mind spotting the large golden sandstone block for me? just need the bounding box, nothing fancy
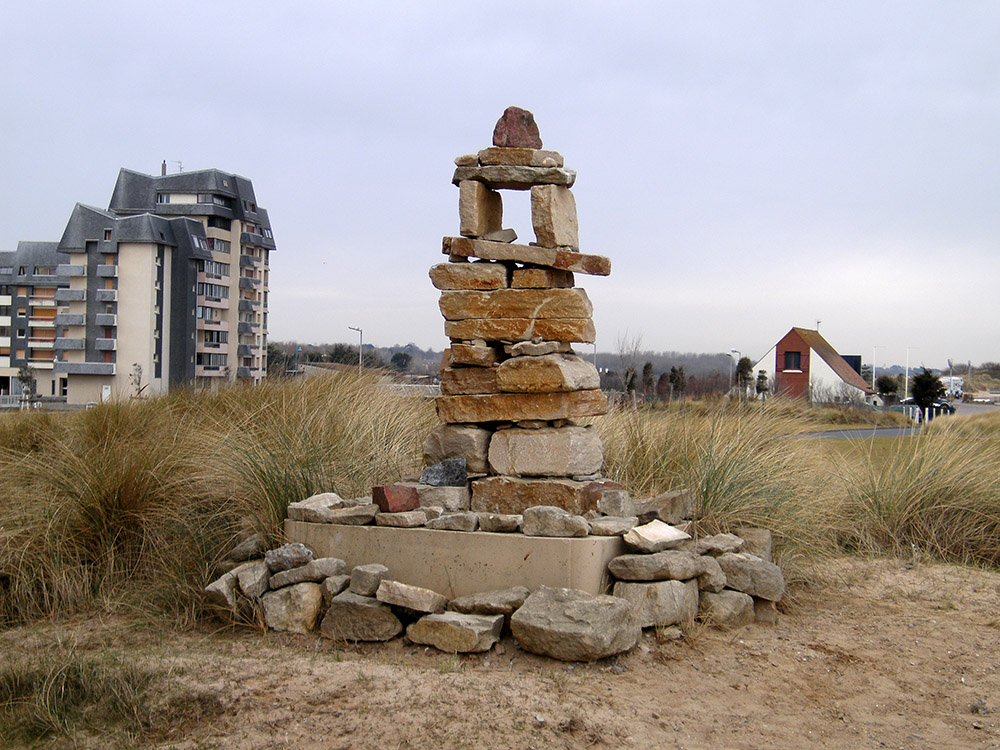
[438,288,592,321]
[435,389,608,424]
[444,317,596,344]
[443,237,610,276]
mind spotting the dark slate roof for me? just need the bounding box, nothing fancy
[792,327,874,395]
[57,204,117,253]
[12,241,62,265]
[57,203,211,261]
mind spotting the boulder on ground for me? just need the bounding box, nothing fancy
[697,555,727,592]
[204,572,238,610]
[735,526,773,562]
[716,553,785,601]
[521,505,590,537]
[407,613,504,653]
[511,586,640,662]
[698,590,755,630]
[261,582,324,634]
[376,580,448,613]
[321,591,402,642]
[228,532,266,562]
[264,543,313,573]
[448,586,530,626]
[235,560,270,599]
[608,549,706,582]
[350,563,390,596]
[321,575,351,606]
[622,520,691,553]
[754,597,779,625]
[612,579,699,629]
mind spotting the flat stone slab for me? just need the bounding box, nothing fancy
[496,353,600,393]
[286,521,624,598]
[452,165,575,191]
[441,366,499,395]
[478,147,564,167]
[443,317,596,345]
[471,475,621,516]
[376,580,448,613]
[407,612,504,653]
[444,236,611,276]
[488,426,603,477]
[321,591,402,642]
[613,579,699,629]
[429,261,508,291]
[623,520,692,553]
[436,390,608,424]
[439,288,592,321]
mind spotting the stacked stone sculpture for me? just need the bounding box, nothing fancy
[426,106,620,516]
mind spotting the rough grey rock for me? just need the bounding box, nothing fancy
[623,520,691,553]
[482,228,517,243]
[324,503,379,525]
[376,580,448,613]
[235,560,270,599]
[375,510,428,528]
[510,586,640,662]
[321,591,402,642]
[350,563,390,596]
[697,555,728,592]
[597,489,636,518]
[264,543,313,573]
[448,586,530,626]
[735,526,773,562]
[608,550,706,582]
[588,516,638,536]
[422,424,491,475]
[633,489,695,525]
[612,579,699,628]
[426,512,479,532]
[698,590,755,630]
[716,553,785,601]
[204,572,238,609]
[521,505,590,538]
[321,575,351,606]
[416,485,471,512]
[228,532,266,562]
[695,533,746,557]
[420,457,468,487]
[406,613,504,653]
[753,597,779,625]
[269,558,348,589]
[260,582,324,634]
[476,513,522,533]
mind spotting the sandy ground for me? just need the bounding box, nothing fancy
[5,556,1000,749]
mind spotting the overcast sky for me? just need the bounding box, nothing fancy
[2,1,997,370]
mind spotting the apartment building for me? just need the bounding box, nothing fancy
[3,166,274,405]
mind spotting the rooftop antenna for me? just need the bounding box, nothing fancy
[171,160,183,173]
[815,319,822,332]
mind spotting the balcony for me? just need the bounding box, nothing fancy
[237,344,254,357]
[237,321,255,334]
[54,313,85,326]
[196,340,227,352]
[238,299,259,311]
[95,338,116,351]
[0,337,9,347]
[54,337,85,350]
[196,318,229,331]
[27,359,54,370]
[96,265,118,278]
[95,313,117,327]
[54,361,115,376]
[0,316,10,327]
[29,296,57,307]
[196,295,230,310]
[239,253,261,268]
[195,365,226,377]
[54,288,87,302]
[236,366,253,378]
[95,289,117,302]
[28,338,55,350]
[0,295,11,305]
[28,317,56,329]
[56,264,86,277]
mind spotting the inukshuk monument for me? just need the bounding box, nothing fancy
[425,106,622,516]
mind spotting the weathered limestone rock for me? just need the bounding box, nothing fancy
[444,317,596,344]
[695,533,746,556]
[454,153,478,166]
[608,549,707,582]
[425,512,479,532]
[612,579,699,628]
[350,563,390,596]
[423,424,491,474]
[531,185,579,248]
[235,560,270,599]
[287,493,343,522]
[482,228,517,243]
[511,267,574,289]
[495,353,600,393]
[521,505,590,538]
[416,484,471,512]
[478,147,563,167]
[452,164,575,191]
[716,553,785,601]
[420,457,468,487]
[375,510,428,528]
[429,262,507,291]
[488,426,603,476]
[321,591,402,642]
[321,575,350,606]
[698,590,755,630]
[448,586,530,625]
[229,532,266,562]
[449,343,501,367]
[476,512,523,533]
[323,503,379,526]
[407,612,504,653]
[598,489,636,518]
[372,484,420,513]
[459,180,502,238]
[506,339,572,356]
[444,236,611,277]
[588,516,638,536]
[471,475,621,515]
[697,555,727,592]
[623,520,692,554]
[436,390,608,424]
[269,557,347,589]
[440,366,499,395]
[633,489,695,525]
[754,597,779,625]
[261,582,323,634]
[492,106,543,148]
[205,572,238,610]
[376,580,448,613]
[264,543,313,573]
[438,288,592,321]
[735,526,773,562]
[511,586,640,661]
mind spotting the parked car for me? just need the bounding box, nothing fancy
[898,397,956,415]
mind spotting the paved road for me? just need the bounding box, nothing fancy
[798,426,921,439]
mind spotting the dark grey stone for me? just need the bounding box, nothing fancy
[420,457,468,487]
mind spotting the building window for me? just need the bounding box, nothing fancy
[17,267,25,276]
[104,229,113,240]
[783,351,802,371]
[33,266,56,276]
[201,260,230,277]
[0,267,13,275]
[156,193,170,204]
[204,330,228,345]
[207,238,231,254]
[207,217,232,231]
[197,282,229,299]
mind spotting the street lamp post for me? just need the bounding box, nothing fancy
[730,349,741,395]
[348,326,363,375]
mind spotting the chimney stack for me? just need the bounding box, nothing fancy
[161,160,167,176]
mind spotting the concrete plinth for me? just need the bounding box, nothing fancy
[285,520,624,599]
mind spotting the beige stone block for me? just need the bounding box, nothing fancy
[477,147,564,167]
[505,340,572,356]
[452,165,576,191]
[450,342,500,367]
[459,180,503,238]
[531,185,579,248]
[429,262,507,291]
[496,353,600,393]
[443,236,611,277]
[511,267,574,289]
[440,366,499,395]
[439,288,592,321]
[488,426,603,476]
[423,424,491,474]
[454,153,478,166]
[444,317,596,344]
[415,484,471,512]
[436,389,608,424]
[471,476,623,516]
